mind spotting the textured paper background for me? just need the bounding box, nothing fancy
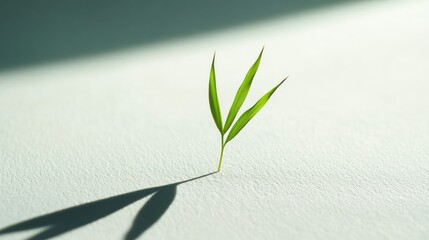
[1,1,428,239]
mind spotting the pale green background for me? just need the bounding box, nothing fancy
[1,1,428,239]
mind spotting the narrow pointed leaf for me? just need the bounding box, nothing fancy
[223,48,264,134]
[225,77,287,144]
[208,54,223,133]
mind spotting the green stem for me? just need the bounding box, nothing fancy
[217,135,225,172]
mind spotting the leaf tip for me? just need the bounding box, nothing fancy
[281,76,289,84]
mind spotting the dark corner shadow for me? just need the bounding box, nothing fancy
[0,0,360,71]
[0,172,215,240]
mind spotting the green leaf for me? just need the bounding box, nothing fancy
[208,53,223,133]
[225,77,287,144]
[223,48,264,134]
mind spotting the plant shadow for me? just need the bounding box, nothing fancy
[0,172,215,240]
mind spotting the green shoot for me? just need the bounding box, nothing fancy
[208,48,287,172]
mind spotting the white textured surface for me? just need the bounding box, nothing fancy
[1,1,429,239]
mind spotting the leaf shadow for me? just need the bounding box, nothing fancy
[125,185,176,240]
[0,172,215,240]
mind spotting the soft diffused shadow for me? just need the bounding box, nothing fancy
[0,172,215,240]
[0,0,361,71]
